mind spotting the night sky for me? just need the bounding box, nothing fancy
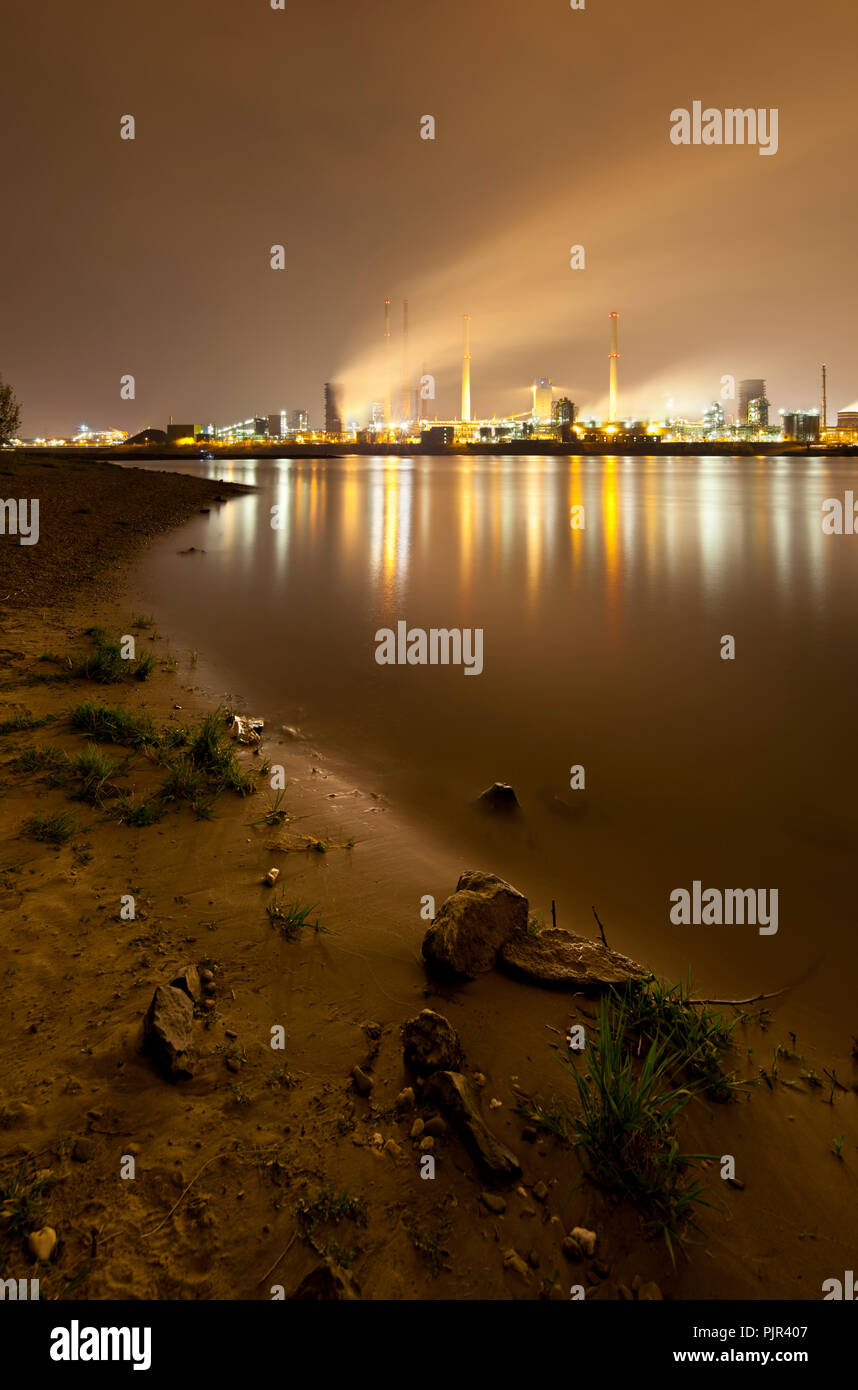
[3,0,857,435]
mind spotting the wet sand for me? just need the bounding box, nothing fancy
[0,457,855,1301]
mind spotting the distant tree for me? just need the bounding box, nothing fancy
[0,375,21,444]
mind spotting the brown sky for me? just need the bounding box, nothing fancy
[2,0,857,433]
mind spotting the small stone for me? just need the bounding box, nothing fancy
[516,1186,527,1199]
[395,1087,415,1110]
[28,1227,57,1261]
[419,1136,434,1151]
[570,1225,597,1257]
[410,1118,425,1139]
[423,1116,446,1136]
[527,1249,540,1269]
[503,1248,531,1281]
[352,1066,373,1095]
[532,1180,548,1202]
[226,1057,241,1073]
[519,1207,537,1220]
[473,1072,486,1087]
[480,1192,507,1215]
[562,1236,583,1262]
[204,981,216,997]
[489,1098,502,1110]
[383,1138,402,1158]
[638,1281,663,1301]
[200,969,214,983]
[371,1132,384,1147]
[202,998,215,1011]
[71,1137,93,1163]
[727,1176,745,1190]
[264,868,280,886]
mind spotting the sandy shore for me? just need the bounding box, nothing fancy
[0,456,854,1301]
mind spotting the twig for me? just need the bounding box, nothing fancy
[551,900,557,929]
[258,1231,298,1286]
[694,988,787,1006]
[591,905,608,948]
[142,1150,233,1239]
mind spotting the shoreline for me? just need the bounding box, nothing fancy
[1,458,855,1301]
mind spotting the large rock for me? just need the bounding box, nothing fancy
[422,871,528,979]
[426,1070,521,1180]
[498,928,648,992]
[475,782,520,813]
[402,1010,464,1076]
[143,985,194,1080]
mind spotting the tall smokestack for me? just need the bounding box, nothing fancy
[461,314,471,422]
[384,298,391,429]
[608,311,619,422]
[400,299,410,422]
[822,363,828,431]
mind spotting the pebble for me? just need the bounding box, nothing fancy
[371,1132,384,1148]
[473,1072,486,1087]
[527,1249,540,1269]
[383,1138,402,1158]
[396,1087,415,1110]
[570,1225,597,1257]
[226,1058,240,1073]
[410,1117,425,1139]
[480,1192,507,1215]
[489,1098,502,1110]
[503,1248,531,1282]
[532,1180,548,1202]
[200,969,214,983]
[71,1138,93,1163]
[423,1116,446,1137]
[202,999,215,1011]
[28,1227,57,1262]
[264,868,280,886]
[727,1176,745,1190]
[562,1236,583,1262]
[419,1136,434,1151]
[352,1065,373,1095]
[204,982,216,997]
[593,1259,610,1278]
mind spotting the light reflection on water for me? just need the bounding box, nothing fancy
[129,454,858,1044]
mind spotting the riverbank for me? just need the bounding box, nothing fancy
[0,458,854,1301]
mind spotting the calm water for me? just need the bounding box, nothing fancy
[130,455,858,1048]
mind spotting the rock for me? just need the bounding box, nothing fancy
[570,1226,597,1257]
[199,969,214,984]
[489,1098,503,1110]
[290,1260,359,1300]
[264,868,280,886]
[476,782,520,813]
[499,928,648,992]
[419,1136,434,1151]
[383,1138,402,1158]
[142,984,194,1080]
[371,1132,384,1148]
[71,1137,93,1163]
[203,981,216,997]
[503,1248,531,1281]
[352,1066,373,1095]
[402,1010,464,1076]
[28,1226,57,1261]
[423,1116,446,1136]
[202,998,215,1012]
[226,1057,241,1073]
[410,1118,425,1139]
[472,1072,486,1087]
[395,1087,415,1110]
[480,1192,507,1214]
[638,1281,663,1301]
[527,1249,540,1269]
[170,964,202,1003]
[532,1180,548,1202]
[425,1070,522,1180]
[421,871,529,979]
[562,1236,583,1262]
[593,1259,610,1278]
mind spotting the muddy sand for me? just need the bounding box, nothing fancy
[0,456,855,1301]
